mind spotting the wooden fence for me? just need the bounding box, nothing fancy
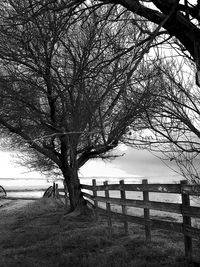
[81,179,200,264]
[1,178,200,263]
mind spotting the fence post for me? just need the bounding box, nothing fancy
[53,182,56,198]
[104,181,112,235]
[142,179,151,243]
[55,183,59,198]
[120,180,128,235]
[181,180,192,263]
[63,180,68,207]
[92,179,98,220]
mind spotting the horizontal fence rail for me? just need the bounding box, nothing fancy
[81,183,200,195]
[81,179,200,264]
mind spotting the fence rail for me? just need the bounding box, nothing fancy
[81,179,200,264]
[81,183,200,195]
[1,178,200,263]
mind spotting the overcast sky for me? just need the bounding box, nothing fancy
[80,146,182,183]
[0,146,182,183]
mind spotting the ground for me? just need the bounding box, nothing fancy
[0,199,199,267]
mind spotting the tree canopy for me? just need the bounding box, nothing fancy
[8,1,200,61]
[0,1,159,210]
[46,0,199,85]
[99,1,200,61]
[33,1,200,68]
[129,56,200,184]
[2,0,200,209]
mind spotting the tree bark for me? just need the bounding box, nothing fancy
[62,167,87,212]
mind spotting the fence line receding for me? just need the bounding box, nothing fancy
[81,179,200,264]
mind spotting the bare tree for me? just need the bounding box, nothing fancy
[0,2,157,211]
[129,56,200,184]
[98,0,200,83]
[27,1,200,84]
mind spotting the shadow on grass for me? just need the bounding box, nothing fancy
[0,199,198,267]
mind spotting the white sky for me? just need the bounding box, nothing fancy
[0,146,182,183]
[0,151,44,178]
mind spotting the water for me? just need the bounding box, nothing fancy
[80,176,140,185]
[0,176,140,198]
[0,178,63,198]
[1,176,199,230]
[1,176,199,226]
[81,178,183,205]
[80,177,200,216]
[0,177,199,206]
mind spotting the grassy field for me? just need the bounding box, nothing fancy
[0,199,199,267]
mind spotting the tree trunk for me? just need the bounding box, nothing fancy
[62,167,87,212]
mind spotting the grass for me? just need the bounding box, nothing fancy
[0,199,199,267]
